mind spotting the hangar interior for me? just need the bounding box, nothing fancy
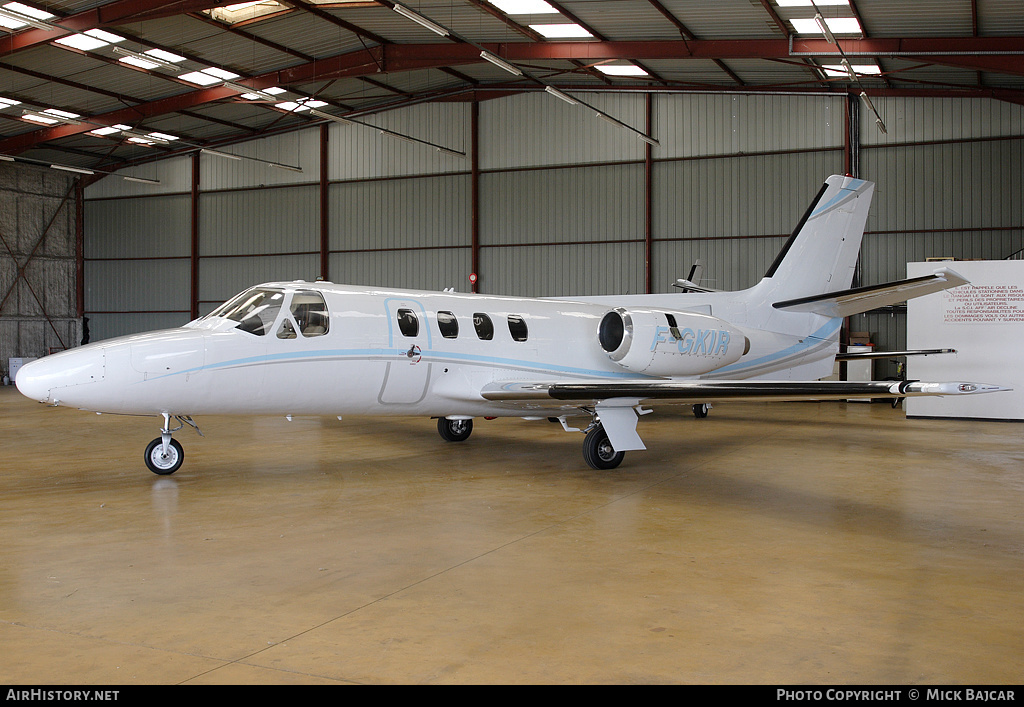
[1,0,1023,685]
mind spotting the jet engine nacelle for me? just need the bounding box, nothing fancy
[598,307,748,376]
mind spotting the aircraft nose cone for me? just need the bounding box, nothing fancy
[15,357,54,402]
[15,348,105,404]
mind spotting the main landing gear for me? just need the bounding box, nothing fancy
[437,417,473,442]
[144,413,202,475]
[582,424,624,470]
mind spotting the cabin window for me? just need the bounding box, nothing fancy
[290,290,329,337]
[473,313,493,340]
[211,288,284,336]
[437,311,459,339]
[507,315,529,342]
[397,308,419,337]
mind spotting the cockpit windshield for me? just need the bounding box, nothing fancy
[204,288,285,336]
[202,287,331,338]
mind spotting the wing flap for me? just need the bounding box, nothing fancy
[772,267,969,318]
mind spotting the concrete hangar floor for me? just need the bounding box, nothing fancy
[1,385,1021,685]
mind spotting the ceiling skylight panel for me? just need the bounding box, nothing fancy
[821,62,881,77]
[179,67,240,85]
[528,23,593,38]
[776,0,848,6]
[791,16,862,36]
[54,28,125,51]
[0,2,55,29]
[596,64,649,77]
[489,0,558,14]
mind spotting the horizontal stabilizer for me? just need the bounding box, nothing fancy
[836,348,956,361]
[672,278,720,293]
[772,268,969,318]
[482,379,1010,405]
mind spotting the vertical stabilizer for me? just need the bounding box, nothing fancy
[762,175,875,302]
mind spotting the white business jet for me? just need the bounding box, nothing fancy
[16,175,1007,474]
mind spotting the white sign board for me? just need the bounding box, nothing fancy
[906,261,1023,420]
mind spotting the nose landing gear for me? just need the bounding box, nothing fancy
[144,413,202,475]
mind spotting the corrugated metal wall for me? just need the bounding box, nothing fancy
[83,92,1024,371]
[854,96,1024,375]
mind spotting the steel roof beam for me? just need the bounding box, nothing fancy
[4,37,1024,154]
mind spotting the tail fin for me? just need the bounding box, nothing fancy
[762,175,875,302]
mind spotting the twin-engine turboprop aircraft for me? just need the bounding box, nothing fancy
[17,175,1007,474]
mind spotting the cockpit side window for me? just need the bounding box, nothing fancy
[290,290,330,337]
[208,288,285,336]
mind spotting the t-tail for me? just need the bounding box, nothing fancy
[759,174,875,305]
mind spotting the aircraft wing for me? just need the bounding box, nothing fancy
[771,267,968,318]
[481,378,1008,452]
[481,378,1007,405]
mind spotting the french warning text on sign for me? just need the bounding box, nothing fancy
[943,285,1024,324]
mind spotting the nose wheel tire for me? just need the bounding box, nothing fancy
[145,438,184,475]
[438,417,473,442]
[582,425,625,470]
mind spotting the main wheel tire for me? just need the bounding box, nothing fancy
[582,425,624,470]
[144,437,184,475]
[693,403,710,418]
[438,417,473,442]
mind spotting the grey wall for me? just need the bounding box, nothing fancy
[82,93,1024,375]
[0,162,79,377]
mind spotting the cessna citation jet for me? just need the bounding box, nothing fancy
[17,175,1007,474]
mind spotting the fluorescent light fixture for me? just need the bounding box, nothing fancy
[50,164,94,175]
[0,4,57,30]
[792,16,861,38]
[0,96,20,108]
[88,126,121,136]
[860,92,887,134]
[308,108,356,125]
[813,13,838,44]
[0,154,15,161]
[147,132,179,142]
[113,47,185,71]
[391,3,450,36]
[44,108,80,120]
[480,50,522,76]
[22,111,63,125]
[528,23,593,38]
[544,86,579,105]
[488,0,557,14]
[635,132,658,147]
[594,110,659,147]
[201,148,242,161]
[117,54,161,70]
[123,175,161,184]
[595,64,649,77]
